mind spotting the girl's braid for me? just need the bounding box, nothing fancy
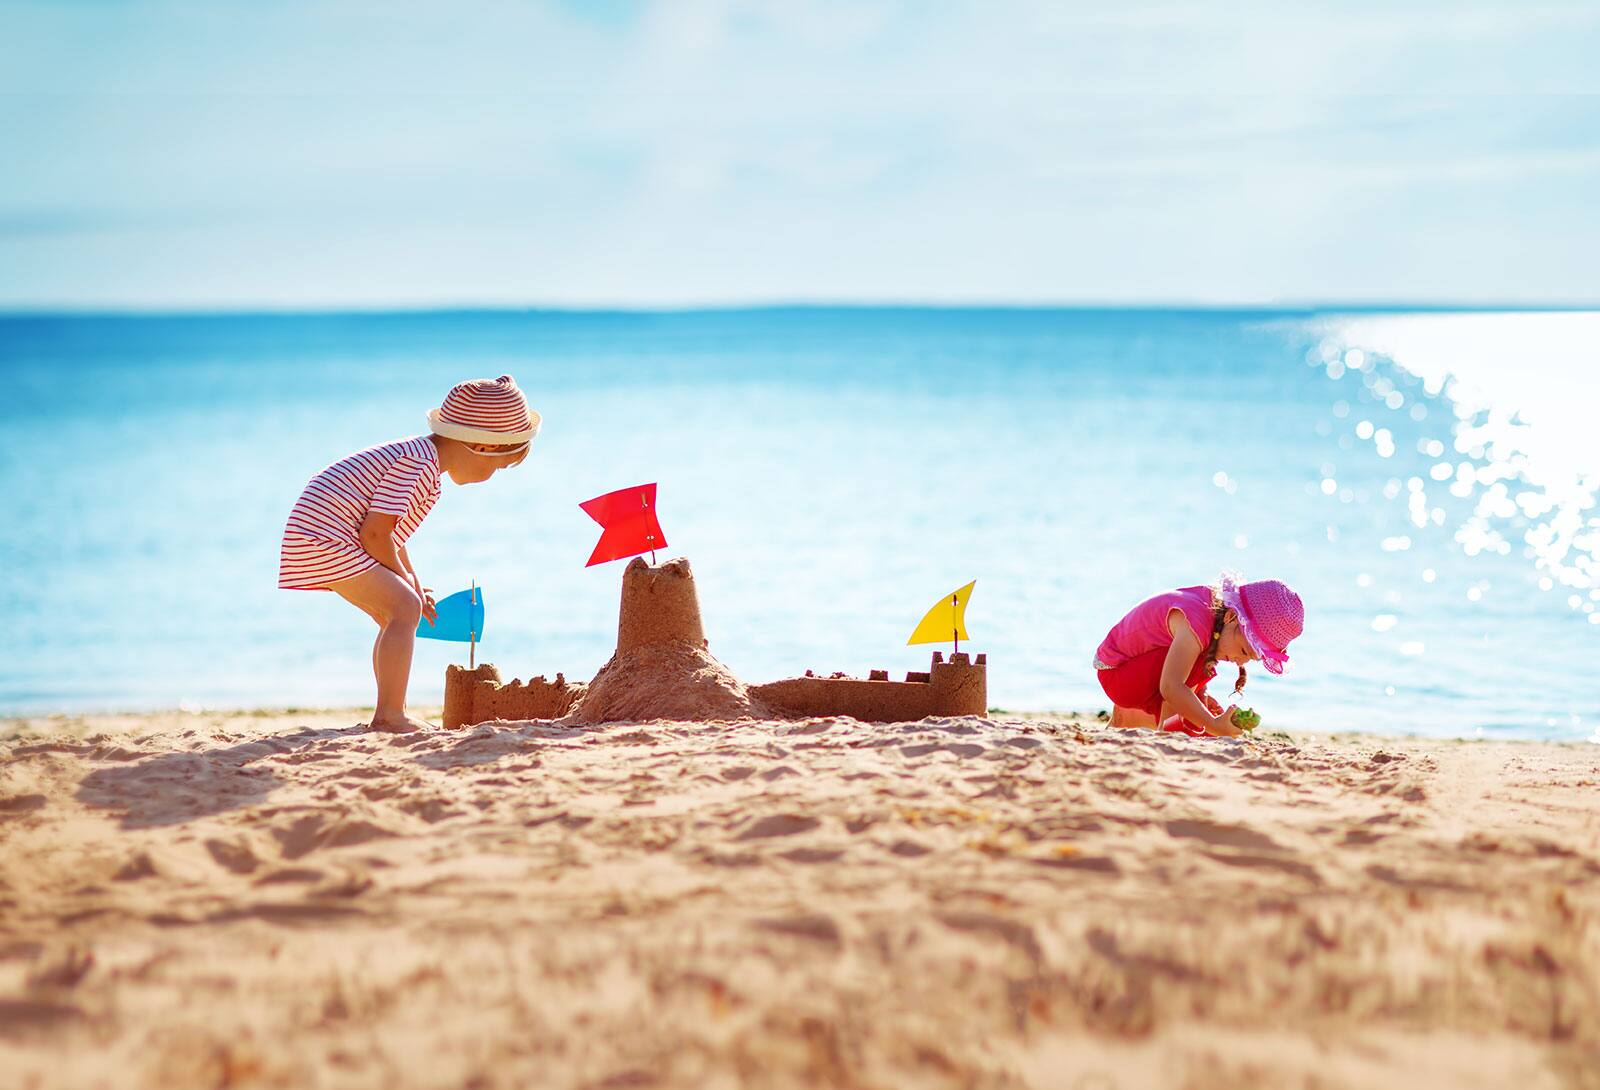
[1205,593,1249,697]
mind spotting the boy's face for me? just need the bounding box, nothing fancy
[447,441,528,485]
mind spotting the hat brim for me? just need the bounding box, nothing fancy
[427,407,540,446]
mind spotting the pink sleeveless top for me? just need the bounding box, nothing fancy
[1095,586,1217,670]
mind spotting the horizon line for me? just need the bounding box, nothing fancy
[2,299,1599,320]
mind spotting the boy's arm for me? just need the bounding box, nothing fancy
[392,537,435,617]
[358,512,409,579]
[396,543,437,623]
[357,514,437,622]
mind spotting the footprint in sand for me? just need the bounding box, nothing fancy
[255,867,325,885]
[111,846,211,883]
[1163,818,1285,853]
[112,853,160,882]
[208,903,367,926]
[1030,853,1120,874]
[936,912,1045,963]
[1204,851,1321,883]
[0,794,47,817]
[270,814,398,860]
[781,722,835,736]
[753,914,842,946]
[736,814,820,840]
[203,837,261,875]
[776,847,846,864]
[0,997,85,1034]
[398,797,465,824]
[25,948,94,989]
[899,742,988,759]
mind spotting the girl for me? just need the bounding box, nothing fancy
[1094,574,1303,737]
[279,375,539,733]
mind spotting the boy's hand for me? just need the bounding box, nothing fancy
[413,581,438,625]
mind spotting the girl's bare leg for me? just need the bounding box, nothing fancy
[329,567,431,733]
[1110,704,1159,730]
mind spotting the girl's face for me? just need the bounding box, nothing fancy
[1216,609,1260,666]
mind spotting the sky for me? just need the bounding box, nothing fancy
[2,0,1599,309]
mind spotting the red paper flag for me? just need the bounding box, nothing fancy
[580,483,667,567]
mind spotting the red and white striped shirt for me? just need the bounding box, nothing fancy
[279,436,442,590]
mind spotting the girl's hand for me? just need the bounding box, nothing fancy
[1208,705,1244,737]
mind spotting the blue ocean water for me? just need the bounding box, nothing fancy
[0,308,1595,740]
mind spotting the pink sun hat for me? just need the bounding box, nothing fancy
[1219,573,1304,675]
[427,374,541,449]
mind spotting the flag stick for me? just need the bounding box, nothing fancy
[469,579,477,669]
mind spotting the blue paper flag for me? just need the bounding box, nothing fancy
[416,587,485,642]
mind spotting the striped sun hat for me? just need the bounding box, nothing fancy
[426,374,541,449]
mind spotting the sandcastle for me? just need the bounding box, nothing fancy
[442,557,987,727]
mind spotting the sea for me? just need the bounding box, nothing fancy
[1,307,1596,741]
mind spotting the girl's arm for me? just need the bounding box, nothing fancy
[1159,612,1241,737]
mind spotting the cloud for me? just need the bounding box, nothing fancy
[1,1,1598,307]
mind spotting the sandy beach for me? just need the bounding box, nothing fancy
[2,708,1597,1090]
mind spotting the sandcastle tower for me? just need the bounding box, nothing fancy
[615,555,706,652]
[569,557,762,723]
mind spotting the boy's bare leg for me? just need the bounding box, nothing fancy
[329,567,432,732]
[345,599,385,680]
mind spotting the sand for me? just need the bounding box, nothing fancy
[3,708,1598,1090]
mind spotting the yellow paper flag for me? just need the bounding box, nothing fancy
[907,580,976,646]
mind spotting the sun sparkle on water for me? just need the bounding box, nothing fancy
[1312,312,1600,597]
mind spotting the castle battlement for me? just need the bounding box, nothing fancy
[749,652,987,722]
[443,664,586,730]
